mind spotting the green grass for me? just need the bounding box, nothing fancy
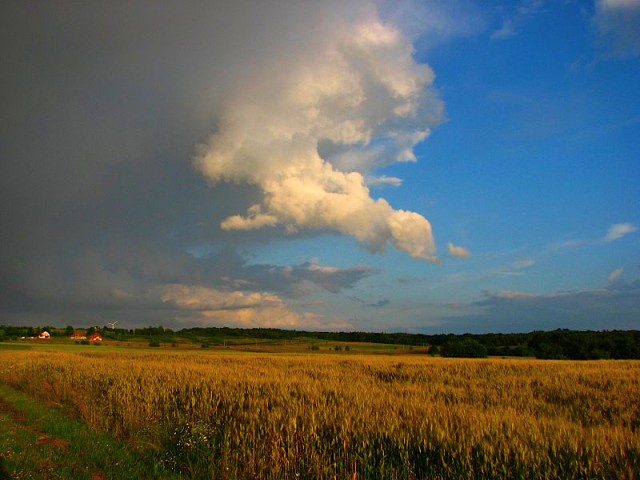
[1,336,417,356]
[0,383,179,480]
[0,344,31,351]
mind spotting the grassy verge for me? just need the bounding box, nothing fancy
[0,383,178,480]
[0,344,31,351]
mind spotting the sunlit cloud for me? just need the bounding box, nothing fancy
[447,242,471,258]
[159,283,352,330]
[194,8,442,261]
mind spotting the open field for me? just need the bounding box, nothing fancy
[0,346,639,479]
[0,337,422,355]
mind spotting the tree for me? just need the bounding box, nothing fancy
[534,342,567,360]
[440,339,487,358]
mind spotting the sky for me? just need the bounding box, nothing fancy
[1,0,638,334]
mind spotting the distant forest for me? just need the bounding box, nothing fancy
[175,327,640,360]
[1,324,639,360]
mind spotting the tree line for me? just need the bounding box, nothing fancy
[1,324,638,359]
[178,327,640,359]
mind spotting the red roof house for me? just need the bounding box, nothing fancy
[38,330,51,339]
[88,333,102,342]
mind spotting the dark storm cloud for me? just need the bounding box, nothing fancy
[346,295,389,309]
[195,248,377,297]
[366,299,390,308]
[0,1,379,327]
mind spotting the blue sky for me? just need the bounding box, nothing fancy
[1,1,638,333]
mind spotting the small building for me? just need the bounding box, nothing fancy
[88,333,102,342]
[70,333,87,340]
[38,330,51,339]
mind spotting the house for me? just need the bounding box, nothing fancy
[38,330,51,339]
[70,332,87,340]
[88,333,102,342]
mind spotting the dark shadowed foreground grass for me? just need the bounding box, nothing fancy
[0,383,177,480]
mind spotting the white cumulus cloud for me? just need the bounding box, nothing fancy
[194,7,442,261]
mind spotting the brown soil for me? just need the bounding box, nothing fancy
[0,398,27,424]
[0,396,69,451]
[36,435,70,450]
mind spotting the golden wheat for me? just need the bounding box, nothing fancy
[1,349,638,479]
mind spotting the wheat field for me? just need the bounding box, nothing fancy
[1,348,638,479]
